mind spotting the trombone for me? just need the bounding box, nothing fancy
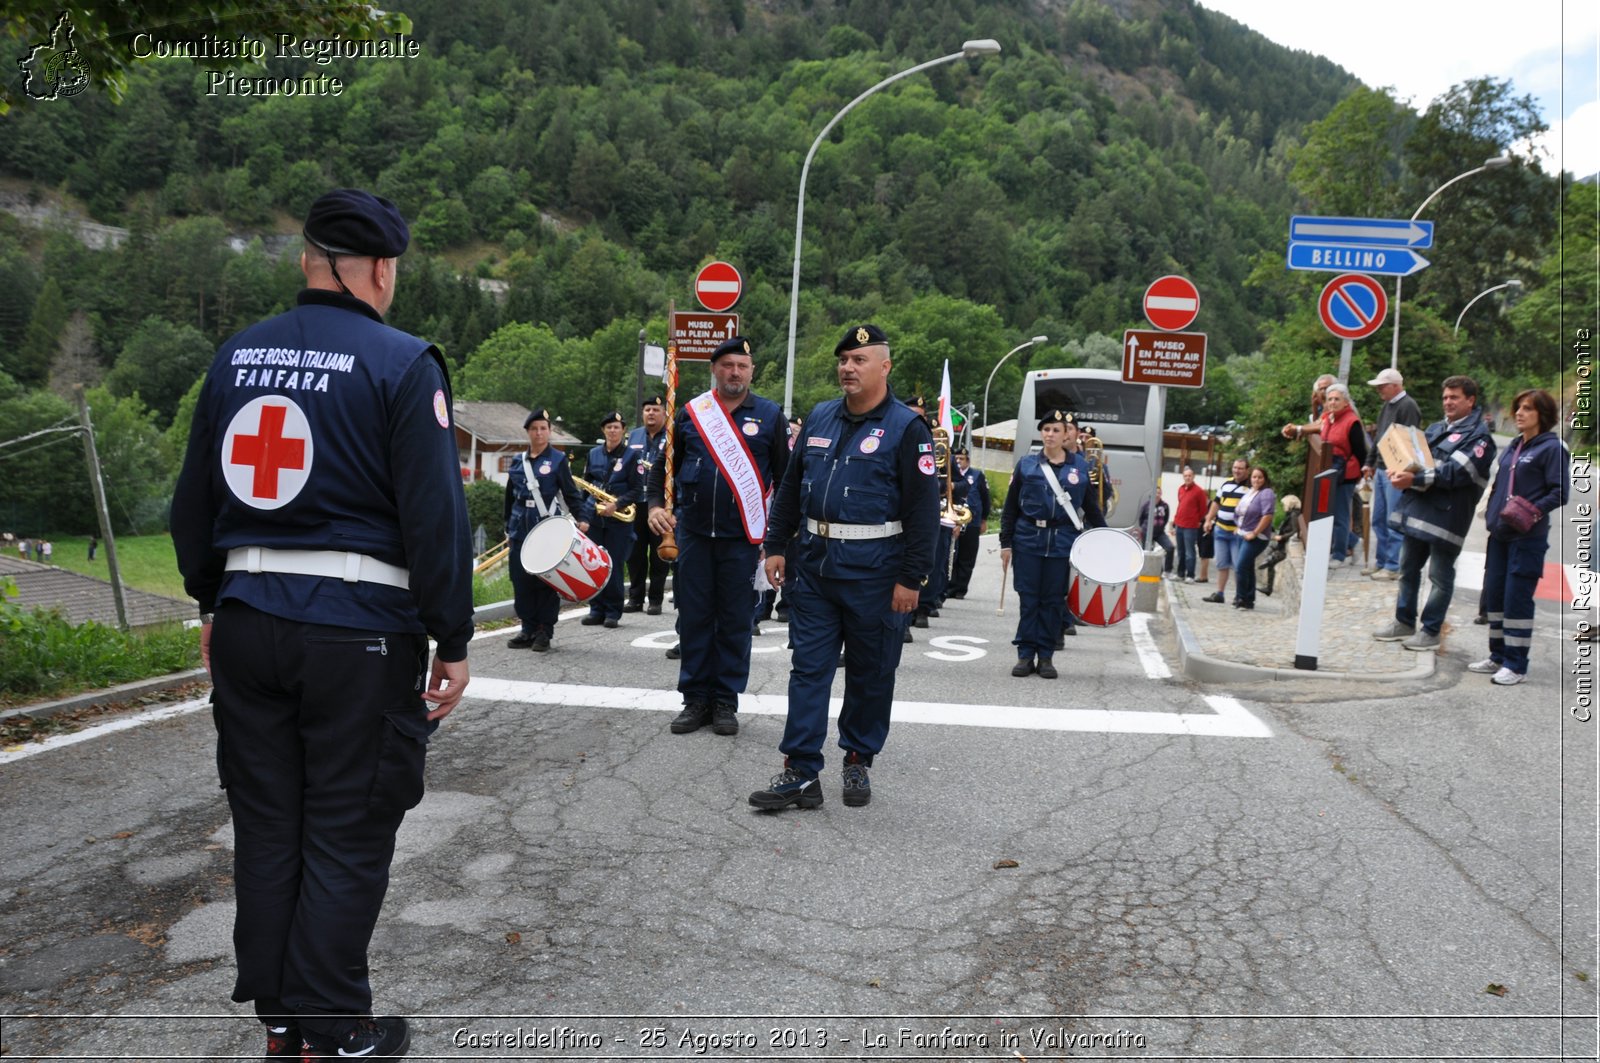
[930,426,973,527]
[571,475,636,522]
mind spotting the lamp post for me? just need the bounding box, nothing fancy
[1389,154,1512,369]
[1454,279,1523,337]
[782,39,1003,417]
[979,335,1048,471]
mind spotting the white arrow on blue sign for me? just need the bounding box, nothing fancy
[1289,215,1433,249]
[1287,242,1431,277]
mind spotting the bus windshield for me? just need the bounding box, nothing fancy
[1032,377,1151,427]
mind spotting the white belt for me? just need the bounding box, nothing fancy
[806,518,903,541]
[225,547,410,589]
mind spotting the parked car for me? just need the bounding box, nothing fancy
[1165,422,1191,432]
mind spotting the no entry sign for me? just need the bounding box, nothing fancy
[1318,273,1388,341]
[694,261,742,313]
[1143,275,1200,332]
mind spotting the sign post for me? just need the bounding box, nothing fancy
[1130,275,1204,553]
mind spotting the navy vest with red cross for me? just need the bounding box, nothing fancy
[581,442,642,524]
[172,290,468,640]
[671,394,787,538]
[791,396,923,577]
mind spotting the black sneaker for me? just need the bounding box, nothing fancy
[711,701,738,736]
[774,608,789,623]
[580,614,605,626]
[264,1023,299,1058]
[1036,658,1058,679]
[301,1016,410,1059]
[841,753,871,807]
[927,606,941,618]
[602,618,620,628]
[670,701,711,734]
[623,601,645,613]
[665,643,680,659]
[902,627,913,643]
[506,631,535,649]
[530,630,550,652]
[646,602,663,616]
[749,764,823,810]
[1202,592,1224,604]
[1012,658,1035,677]
[913,611,929,629]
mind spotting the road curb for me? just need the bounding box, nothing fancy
[1165,581,1436,684]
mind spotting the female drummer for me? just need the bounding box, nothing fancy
[1000,410,1105,678]
[504,408,586,651]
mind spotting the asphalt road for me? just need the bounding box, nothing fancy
[1,536,1595,1062]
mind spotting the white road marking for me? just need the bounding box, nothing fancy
[1128,612,1172,679]
[466,678,1272,738]
[0,696,212,765]
[924,635,989,661]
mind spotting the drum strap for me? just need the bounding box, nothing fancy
[523,454,565,521]
[1036,461,1084,531]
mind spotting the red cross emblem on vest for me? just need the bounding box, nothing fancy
[222,396,315,510]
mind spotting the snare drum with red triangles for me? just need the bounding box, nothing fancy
[519,515,611,603]
[1068,526,1144,626]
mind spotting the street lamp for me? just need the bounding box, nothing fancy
[979,335,1048,470]
[1454,279,1523,337]
[782,39,1003,416]
[1389,154,1512,369]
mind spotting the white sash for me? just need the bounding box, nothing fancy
[684,389,767,543]
[1035,456,1084,531]
[522,452,564,521]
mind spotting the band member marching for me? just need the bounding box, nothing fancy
[578,411,642,628]
[505,408,586,651]
[1000,409,1104,679]
[645,337,787,736]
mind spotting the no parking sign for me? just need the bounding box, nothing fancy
[1318,273,1388,341]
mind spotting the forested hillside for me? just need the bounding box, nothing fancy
[0,0,1583,535]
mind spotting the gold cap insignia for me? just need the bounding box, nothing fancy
[742,340,750,354]
[856,327,869,344]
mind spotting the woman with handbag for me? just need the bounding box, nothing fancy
[1468,389,1570,685]
[1229,467,1276,610]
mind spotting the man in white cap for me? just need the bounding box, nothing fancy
[1362,367,1421,580]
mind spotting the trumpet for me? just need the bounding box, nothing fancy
[572,475,636,522]
[931,427,973,527]
[1082,436,1116,517]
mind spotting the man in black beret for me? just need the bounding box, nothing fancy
[645,336,787,736]
[578,410,641,627]
[752,323,938,810]
[625,395,671,614]
[173,188,472,1059]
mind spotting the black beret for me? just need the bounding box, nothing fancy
[710,336,753,362]
[1038,409,1077,430]
[523,408,551,428]
[601,410,625,427]
[303,189,410,258]
[906,394,927,410]
[835,323,888,355]
[642,394,665,408]
[952,444,968,456]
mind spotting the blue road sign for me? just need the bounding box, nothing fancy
[1289,215,1433,248]
[1287,242,1431,277]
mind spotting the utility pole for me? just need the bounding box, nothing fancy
[73,385,129,631]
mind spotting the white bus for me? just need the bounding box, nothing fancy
[1014,368,1162,527]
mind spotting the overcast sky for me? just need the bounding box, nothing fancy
[1197,0,1599,179]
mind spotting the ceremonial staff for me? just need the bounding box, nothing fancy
[657,338,679,561]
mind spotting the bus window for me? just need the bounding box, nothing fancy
[1013,369,1161,526]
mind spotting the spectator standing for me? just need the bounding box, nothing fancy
[1467,389,1569,684]
[1362,368,1422,579]
[1229,467,1276,609]
[1173,466,1206,582]
[1373,375,1496,651]
[1285,383,1367,565]
[1200,458,1251,603]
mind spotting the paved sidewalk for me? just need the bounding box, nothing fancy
[1163,545,1438,682]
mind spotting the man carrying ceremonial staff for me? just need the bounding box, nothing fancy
[646,336,787,737]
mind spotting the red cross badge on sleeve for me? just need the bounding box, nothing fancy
[222,396,315,510]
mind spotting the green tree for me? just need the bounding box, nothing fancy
[103,316,214,427]
[1289,86,1410,215]
[12,275,66,387]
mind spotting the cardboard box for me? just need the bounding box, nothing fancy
[1377,423,1435,473]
